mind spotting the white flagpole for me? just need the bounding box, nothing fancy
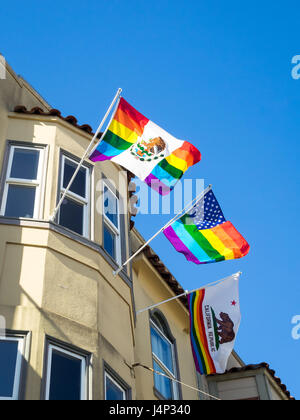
[49,88,122,223]
[136,272,241,315]
[113,184,212,276]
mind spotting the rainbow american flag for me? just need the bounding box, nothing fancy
[163,188,250,264]
[89,98,201,195]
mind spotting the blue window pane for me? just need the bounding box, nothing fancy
[63,159,86,198]
[103,224,116,260]
[153,360,173,400]
[59,197,84,235]
[10,148,40,180]
[49,350,83,401]
[5,185,36,218]
[104,186,119,229]
[0,340,19,398]
[151,327,173,373]
[105,376,125,400]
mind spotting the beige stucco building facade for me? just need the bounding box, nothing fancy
[0,59,294,400]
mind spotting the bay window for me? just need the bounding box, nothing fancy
[57,154,91,237]
[0,145,45,218]
[103,182,121,265]
[45,342,89,401]
[0,336,25,400]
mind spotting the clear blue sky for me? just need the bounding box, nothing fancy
[1,0,299,399]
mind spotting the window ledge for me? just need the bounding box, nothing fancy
[0,216,132,286]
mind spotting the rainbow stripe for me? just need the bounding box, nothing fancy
[164,220,250,264]
[163,189,250,264]
[90,98,149,162]
[144,141,201,196]
[188,289,216,375]
[89,98,201,195]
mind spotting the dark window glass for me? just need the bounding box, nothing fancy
[104,186,119,229]
[153,360,173,400]
[59,197,84,235]
[63,159,86,198]
[49,350,83,401]
[151,327,174,373]
[0,340,19,398]
[10,149,40,180]
[5,185,36,218]
[103,224,116,259]
[105,375,125,400]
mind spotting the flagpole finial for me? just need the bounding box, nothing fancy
[234,271,242,278]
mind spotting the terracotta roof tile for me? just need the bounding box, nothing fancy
[13,105,94,135]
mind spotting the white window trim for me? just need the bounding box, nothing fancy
[58,155,91,238]
[0,336,25,401]
[45,344,87,401]
[150,320,179,400]
[102,181,121,265]
[0,145,45,219]
[104,372,126,400]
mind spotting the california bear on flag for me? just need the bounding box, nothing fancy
[188,273,241,375]
[89,98,201,195]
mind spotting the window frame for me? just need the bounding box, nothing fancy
[0,335,25,401]
[44,343,88,401]
[104,371,126,401]
[103,362,131,401]
[57,154,91,238]
[0,144,46,219]
[150,318,180,400]
[102,181,121,265]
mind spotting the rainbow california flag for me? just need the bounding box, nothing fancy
[163,187,250,264]
[188,274,241,375]
[89,98,201,195]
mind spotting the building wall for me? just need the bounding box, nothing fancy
[0,69,136,400]
[132,258,199,399]
[1,63,279,401]
[0,69,205,400]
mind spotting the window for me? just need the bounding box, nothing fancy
[105,372,127,400]
[45,343,88,401]
[0,336,24,400]
[0,145,45,218]
[103,183,121,264]
[150,315,179,400]
[58,155,90,237]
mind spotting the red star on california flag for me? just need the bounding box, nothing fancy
[231,300,237,306]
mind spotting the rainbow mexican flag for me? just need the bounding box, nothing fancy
[89,98,201,195]
[188,274,241,375]
[163,188,250,264]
